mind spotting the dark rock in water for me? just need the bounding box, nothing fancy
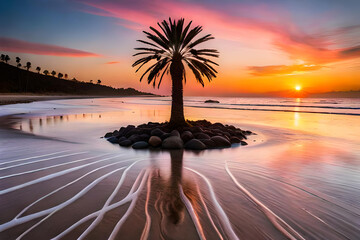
[125,129,141,138]
[230,136,241,143]
[139,133,150,141]
[201,139,217,148]
[118,127,126,136]
[170,130,180,137]
[184,139,206,150]
[122,125,135,136]
[107,136,119,143]
[162,136,183,149]
[128,134,141,143]
[190,126,202,134]
[212,122,224,128]
[119,139,132,146]
[195,133,210,140]
[148,136,162,147]
[245,130,252,135]
[151,128,164,137]
[223,131,231,138]
[112,130,119,137]
[205,99,220,103]
[181,131,193,143]
[118,136,127,143]
[132,141,149,149]
[211,136,231,147]
[240,141,248,146]
[104,132,113,138]
[161,133,171,140]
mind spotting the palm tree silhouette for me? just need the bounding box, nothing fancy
[133,18,219,126]
[51,70,56,77]
[16,57,21,67]
[0,54,4,62]
[43,70,49,75]
[36,66,41,73]
[4,55,10,64]
[97,79,101,84]
[89,80,93,84]
[64,73,68,79]
[58,73,63,79]
[25,62,31,71]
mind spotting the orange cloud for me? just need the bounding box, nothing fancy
[248,64,325,76]
[0,37,100,57]
[105,61,121,64]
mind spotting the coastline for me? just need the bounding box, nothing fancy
[0,94,156,106]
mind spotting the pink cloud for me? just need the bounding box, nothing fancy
[80,0,360,66]
[105,61,120,64]
[0,37,100,57]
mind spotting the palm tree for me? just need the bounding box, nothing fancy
[36,66,41,73]
[64,73,68,79]
[97,79,101,84]
[43,70,49,75]
[0,54,4,62]
[58,73,63,79]
[4,55,10,64]
[89,80,93,84]
[16,57,21,67]
[25,62,31,71]
[133,18,219,126]
[51,70,56,77]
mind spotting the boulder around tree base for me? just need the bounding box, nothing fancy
[105,119,253,150]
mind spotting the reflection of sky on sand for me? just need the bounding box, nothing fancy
[1,97,359,239]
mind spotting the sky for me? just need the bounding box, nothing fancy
[1,0,360,96]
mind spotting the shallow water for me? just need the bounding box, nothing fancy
[0,97,359,239]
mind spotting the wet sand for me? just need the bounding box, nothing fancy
[0,97,359,239]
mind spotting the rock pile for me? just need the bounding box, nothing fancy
[104,120,251,150]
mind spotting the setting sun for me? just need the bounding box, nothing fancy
[295,85,302,91]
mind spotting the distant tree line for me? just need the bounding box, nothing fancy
[0,54,101,85]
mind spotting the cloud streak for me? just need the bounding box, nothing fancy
[80,0,360,66]
[0,37,100,57]
[248,64,324,76]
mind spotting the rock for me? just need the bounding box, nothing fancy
[240,141,248,146]
[190,126,202,134]
[195,133,211,140]
[223,131,231,138]
[118,127,126,137]
[118,136,127,142]
[112,130,119,137]
[230,136,241,143]
[161,133,171,140]
[132,141,149,149]
[128,134,141,143]
[149,136,162,147]
[245,130,252,135]
[151,128,165,137]
[162,136,183,149]
[119,139,132,146]
[170,130,180,137]
[181,131,193,143]
[211,136,231,147]
[125,129,141,138]
[201,139,217,148]
[184,139,206,150]
[107,136,119,143]
[204,99,220,103]
[139,134,150,141]
[104,132,113,138]
[122,125,135,136]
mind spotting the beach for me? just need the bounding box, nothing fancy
[0,96,359,239]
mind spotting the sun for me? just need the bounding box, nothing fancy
[295,85,302,91]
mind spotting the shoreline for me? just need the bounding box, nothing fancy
[0,94,156,106]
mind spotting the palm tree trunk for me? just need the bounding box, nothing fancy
[169,61,186,127]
